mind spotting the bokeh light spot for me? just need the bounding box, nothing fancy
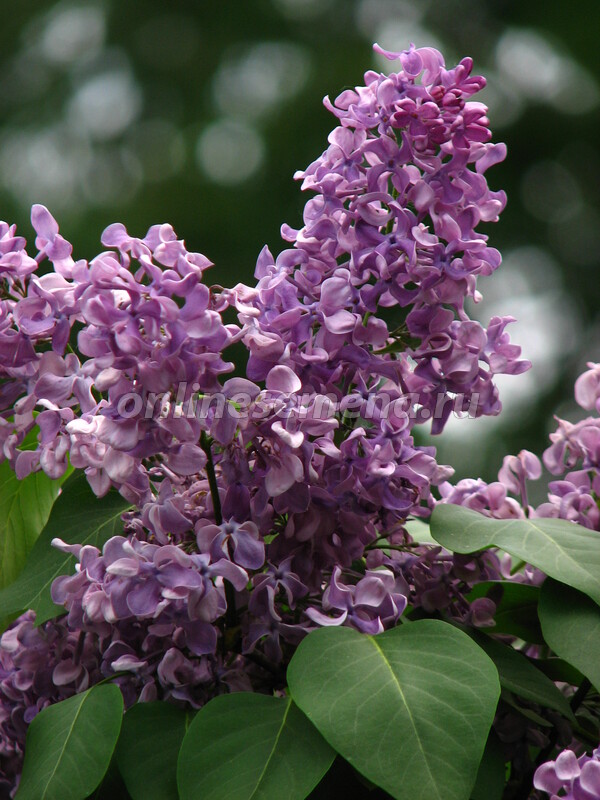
[67,69,143,140]
[40,5,106,65]
[196,120,264,185]
[212,42,311,121]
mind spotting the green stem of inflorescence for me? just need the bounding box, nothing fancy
[200,432,238,636]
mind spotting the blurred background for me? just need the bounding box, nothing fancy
[1,0,599,493]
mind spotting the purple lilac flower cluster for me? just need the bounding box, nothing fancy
[439,361,600,531]
[0,207,237,504]
[0,43,529,791]
[438,365,600,791]
[534,747,600,799]
[0,608,258,794]
[233,42,527,433]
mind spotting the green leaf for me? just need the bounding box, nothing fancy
[535,658,585,687]
[470,731,505,800]
[539,579,600,693]
[177,693,335,800]
[85,756,130,800]
[16,683,124,800]
[306,757,383,799]
[431,504,600,605]
[469,631,575,721]
[287,619,500,800]
[0,471,130,625]
[467,582,543,643]
[0,460,68,591]
[116,702,191,800]
[404,518,437,544]
[502,695,552,727]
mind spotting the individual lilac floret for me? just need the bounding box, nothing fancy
[534,747,600,799]
[305,567,407,633]
[195,519,265,569]
[575,362,600,414]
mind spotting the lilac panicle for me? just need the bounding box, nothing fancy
[233,41,527,433]
[441,361,600,533]
[0,42,529,794]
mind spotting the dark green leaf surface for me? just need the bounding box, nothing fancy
[470,632,574,721]
[85,755,130,800]
[177,693,335,800]
[0,461,66,592]
[116,702,191,800]
[470,731,505,800]
[0,471,130,624]
[467,581,543,643]
[287,620,500,800]
[539,579,600,693]
[306,757,388,799]
[431,504,600,605]
[16,683,123,800]
[534,658,585,687]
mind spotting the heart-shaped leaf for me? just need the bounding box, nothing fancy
[0,471,130,625]
[16,683,123,800]
[177,693,335,800]
[116,702,192,800]
[431,504,600,605]
[539,579,600,693]
[287,619,500,800]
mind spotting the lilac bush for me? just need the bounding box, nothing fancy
[0,43,599,800]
